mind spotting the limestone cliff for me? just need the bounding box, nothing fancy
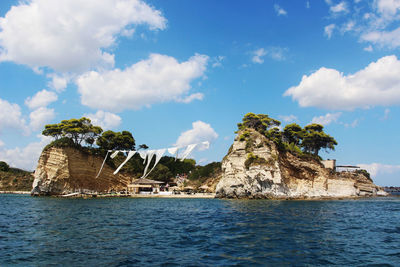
[32,147,130,195]
[215,129,386,199]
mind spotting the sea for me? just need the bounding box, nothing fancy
[0,194,399,266]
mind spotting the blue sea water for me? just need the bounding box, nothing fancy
[0,195,400,266]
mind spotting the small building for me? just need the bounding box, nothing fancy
[127,178,164,194]
[322,159,336,170]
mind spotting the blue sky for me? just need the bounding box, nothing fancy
[1,0,400,186]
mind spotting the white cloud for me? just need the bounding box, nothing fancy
[344,119,359,128]
[330,2,348,13]
[266,47,288,61]
[212,56,225,68]
[25,89,58,109]
[375,0,400,17]
[47,74,68,92]
[77,53,208,112]
[0,139,4,147]
[324,24,336,39]
[341,20,355,33]
[0,135,52,170]
[175,93,204,103]
[324,0,400,49]
[311,112,342,125]
[252,48,267,64]
[0,0,166,73]
[175,121,218,151]
[85,110,121,130]
[306,1,311,9]
[284,55,400,110]
[361,27,400,48]
[358,162,400,179]
[29,107,55,131]
[251,47,288,63]
[274,4,287,16]
[279,114,298,123]
[364,45,374,52]
[0,98,27,133]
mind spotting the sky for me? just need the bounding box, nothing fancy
[1,0,400,186]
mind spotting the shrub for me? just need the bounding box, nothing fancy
[244,153,267,169]
[239,131,250,141]
[0,161,10,172]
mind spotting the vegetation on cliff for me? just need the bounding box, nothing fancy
[41,117,221,185]
[237,113,338,157]
[0,161,34,191]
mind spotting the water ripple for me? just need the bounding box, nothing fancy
[0,195,400,266]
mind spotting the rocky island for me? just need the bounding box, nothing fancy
[30,114,386,199]
[215,113,386,199]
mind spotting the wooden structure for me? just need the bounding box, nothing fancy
[127,178,164,194]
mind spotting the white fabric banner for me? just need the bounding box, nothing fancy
[113,150,137,175]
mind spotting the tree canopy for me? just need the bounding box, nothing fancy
[96,130,136,151]
[42,117,103,146]
[301,124,337,155]
[237,113,338,156]
[282,123,303,146]
[238,113,281,135]
[0,161,10,172]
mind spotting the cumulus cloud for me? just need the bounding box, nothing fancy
[0,135,52,170]
[361,27,400,48]
[375,0,400,17]
[0,98,27,133]
[47,74,68,92]
[279,114,298,123]
[85,110,122,130]
[358,163,400,178]
[324,24,336,39]
[284,55,400,110]
[252,48,267,64]
[311,112,342,125]
[77,53,208,112]
[274,4,287,16]
[323,0,400,49]
[364,45,373,52]
[25,89,58,109]
[0,0,166,73]
[29,107,55,131]
[251,47,288,63]
[212,56,225,68]
[175,121,218,151]
[330,2,348,13]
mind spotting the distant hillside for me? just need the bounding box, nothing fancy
[0,161,34,191]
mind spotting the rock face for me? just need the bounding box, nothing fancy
[32,147,130,195]
[216,129,386,199]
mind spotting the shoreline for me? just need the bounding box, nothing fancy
[0,191,31,194]
[2,191,397,200]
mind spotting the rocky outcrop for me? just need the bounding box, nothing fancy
[32,147,130,195]
[216,129,387,199]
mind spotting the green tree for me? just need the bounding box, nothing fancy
[42,117,103,146]
[0,161,10,172]
[301,123,337,156]
[266,127,282,144]
[282,123,303,146]
[42,123,63,140]
[237,113,281,134]
[96,130,136,151]
[147,164,173,183]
